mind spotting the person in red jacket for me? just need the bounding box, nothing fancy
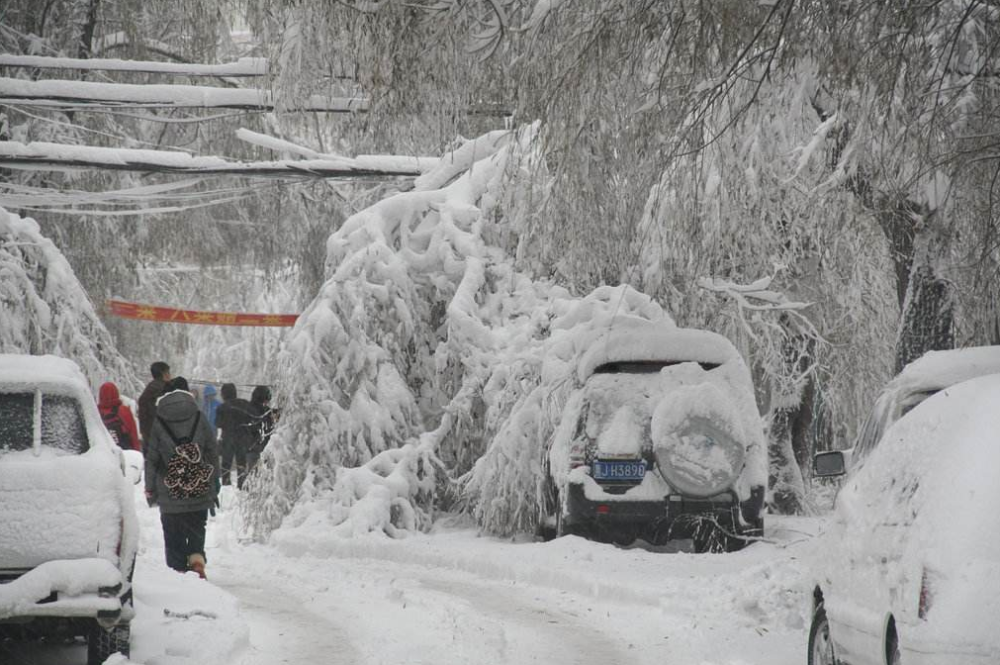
[98,381,141,452]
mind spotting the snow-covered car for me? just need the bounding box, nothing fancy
[0,355,139,664]
[548,323,766,552]
[807,373,1000,665]
[814,345,1000,477]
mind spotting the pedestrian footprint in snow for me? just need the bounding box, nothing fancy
[144,376,220,579]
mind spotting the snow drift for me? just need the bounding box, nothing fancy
[245,128,756,540]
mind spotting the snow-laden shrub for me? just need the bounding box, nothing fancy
[244,129,676,539]
[0,206,137,392]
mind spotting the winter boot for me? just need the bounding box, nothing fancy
[187,553,207,580]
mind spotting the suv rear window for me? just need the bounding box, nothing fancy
[0,392,90,455]
[593,360,721,374]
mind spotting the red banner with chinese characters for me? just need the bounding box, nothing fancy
[106,300,299,327]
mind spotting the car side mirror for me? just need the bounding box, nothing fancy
[813,450,846,478]
[122,449,144,485]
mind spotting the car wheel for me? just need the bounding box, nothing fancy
[87,621,130,665]
[556,508,588,539]
[693,519,733,553]
[807,605,838,665]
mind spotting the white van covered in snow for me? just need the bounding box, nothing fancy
[0,355,139,664]
[548,321,767,552]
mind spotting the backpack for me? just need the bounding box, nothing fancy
[102,409,128,448]
[157,413,214,500]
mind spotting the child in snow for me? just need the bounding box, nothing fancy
[144,376,219,579]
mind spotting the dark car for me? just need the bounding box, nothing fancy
[547,324,766,552]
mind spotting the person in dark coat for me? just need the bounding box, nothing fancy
[144,376,219,579]
[98,381,141,451]
[246,385,275,478]
[137,361,172,453]
[214,383,254,488]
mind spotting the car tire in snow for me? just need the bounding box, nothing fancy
[692,514,757,554]
[555,506,588,539]
[87,621,130,665]
[807,605,838,665]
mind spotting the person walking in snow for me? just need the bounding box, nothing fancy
[144,376,219,579]
[98,381,141,451]
[214,383,254,488]
[245,385,275,478]
[201,384,221,430]
[137,361,172,453]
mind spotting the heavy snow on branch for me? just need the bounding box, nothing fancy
[0,206,138,393]
[0,54,268,77]
[0,141,435,179]
[244,127,676,541]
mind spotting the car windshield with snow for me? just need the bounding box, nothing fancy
[0,355,139,665]
[807,372,1000,665]
[814,345,1000,478]
[547,322,767,552]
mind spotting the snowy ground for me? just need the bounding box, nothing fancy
[9,486,827,665]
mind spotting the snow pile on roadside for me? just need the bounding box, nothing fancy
[0,205,137,392]
[245,128,677,540]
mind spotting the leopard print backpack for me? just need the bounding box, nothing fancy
[157,413,214,500]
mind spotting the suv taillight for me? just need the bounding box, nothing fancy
[569,444,586,468]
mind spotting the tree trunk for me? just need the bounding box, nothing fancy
[768,406,807,515]
[767,319,814,515]
[894,225,955,372]
[77,0,101,60]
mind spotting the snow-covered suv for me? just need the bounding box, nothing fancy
[0,355,139,664]
[548,322,766,552]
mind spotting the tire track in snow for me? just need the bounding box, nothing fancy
[418,576,629,665]
[212,574,360,665]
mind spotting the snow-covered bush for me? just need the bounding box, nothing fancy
[0,206,137,392]
[244,129,677,539]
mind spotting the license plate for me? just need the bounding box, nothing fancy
[592,459,646,481]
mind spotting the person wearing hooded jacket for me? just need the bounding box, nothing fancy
[144,377,219,579]
[98,381,141,451]
[201,384,221,430]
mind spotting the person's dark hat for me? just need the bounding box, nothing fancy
[168,376,190,393]
[221,383,237,400]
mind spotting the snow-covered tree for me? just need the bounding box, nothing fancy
[0,206,137,392]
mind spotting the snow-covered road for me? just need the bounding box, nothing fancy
[3,488,825,665]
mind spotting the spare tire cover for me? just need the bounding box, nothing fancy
[651,386,746,498]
